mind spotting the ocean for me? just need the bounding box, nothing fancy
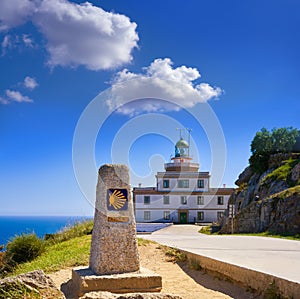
[0,216,93,247]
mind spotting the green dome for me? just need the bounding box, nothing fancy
[176,138,189,148]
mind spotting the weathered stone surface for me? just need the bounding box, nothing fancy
[234,166,253,187]
[0,270,65,299]
[90,164,140,275]
[290,161,300,183]
[73,267,162,297]
[269,152,300,168]
[221,154,300,234]
[80,291,183,299]
[73,164,162,298]
[221,190,300,234]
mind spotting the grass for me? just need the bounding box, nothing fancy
[262,158,300,187]
[199,226,211,235]
[9,236,165,276]
[231,231,300,241]
[0,219,94,277]
[45,219,93,244]
[236,231,300,241]
[8,236,157,277]
[12,235,91,276]
[199,226,300,240]
[163,246,187,263]
[0,280,41,299]
[274,185,300,199]
[137,238,154,246]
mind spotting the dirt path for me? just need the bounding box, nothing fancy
[49,242,261,299]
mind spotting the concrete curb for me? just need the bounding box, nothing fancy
[181,250,300,299]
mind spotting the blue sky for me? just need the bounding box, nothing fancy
[0,0,299,216]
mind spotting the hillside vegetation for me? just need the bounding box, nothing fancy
[220,127,300,235]
[0,220,93,278]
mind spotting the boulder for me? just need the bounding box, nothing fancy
[0,269,65,299]
[234,166,253,186]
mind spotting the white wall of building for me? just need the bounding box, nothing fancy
[135,194,230,209]
[157,177,209,192]
[134,193,230,223]
[135,207,226,223]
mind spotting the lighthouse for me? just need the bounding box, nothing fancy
[133,129,234,224]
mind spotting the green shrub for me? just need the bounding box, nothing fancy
[45,219,93,244]
[5,233,45,266]
[12,235,91,276]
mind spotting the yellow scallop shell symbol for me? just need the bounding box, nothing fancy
[109,190,126,210]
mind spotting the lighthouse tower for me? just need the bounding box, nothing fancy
[165,130,199,173]
[133,128,234,224]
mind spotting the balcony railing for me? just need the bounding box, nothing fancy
[164,162,199,168]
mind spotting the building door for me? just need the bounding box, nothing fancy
[179,212,188,224]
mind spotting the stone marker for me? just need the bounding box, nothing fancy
[72,164,162,298]
[90,164,139,274]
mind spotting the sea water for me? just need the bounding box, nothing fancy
[0,216,92,247]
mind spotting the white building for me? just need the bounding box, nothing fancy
[133,136,234,224]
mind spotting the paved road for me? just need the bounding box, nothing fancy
[139,225,300,283]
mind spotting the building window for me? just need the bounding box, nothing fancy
[144,196,150,205]
[144,211,150,220]
[163,180,169,188]
[198,179,204,188]
[217,196,224,205]
[178,179,189,188]
[197,196,204,205]
[163,211,170,220]
[181,196,187,205]
[217,211,224,220]
[197,211,204,221]
[163,195,169,205]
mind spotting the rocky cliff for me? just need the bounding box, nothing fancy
[220,153,300,235]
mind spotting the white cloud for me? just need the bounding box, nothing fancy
[22,34,34,47]
[24,76,38,90]
[33,0,138,70]
[0,0,37,31]
[1,35,13,55]
[0,83,35,105]
[0,96,9,105]
[1,34,35,55]
[5,89,33,103]
[1,35,11,48]
[108,58,222,115]
[0,0,138,70]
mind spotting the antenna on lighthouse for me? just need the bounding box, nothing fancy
[186,128,192,157]
[176,128,183,139]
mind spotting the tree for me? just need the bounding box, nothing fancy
[271,127,299,153]
[249,127,299,173]
[250,127,273,155]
